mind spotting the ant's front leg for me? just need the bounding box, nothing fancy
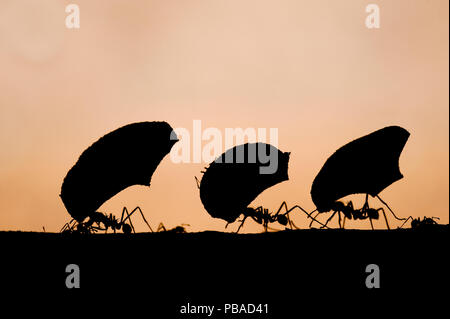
[337,211,342,228]
[120,207,136,233]
[368,216,374,230]
[61,219,77,233]
[346,200,354,212]
[399,216,413,229]
[236,215,249,233]
[376,195,409,227]
[122,206,154,233]
[378,208,390,230]
[363,194,370,210]
[272,201,293,229]
[157,222,167,232]
[322,211,337,228]
[284,205,329,229]
[270,202,297,229]
[309,210,321,228]
[273,201,289,218]
[262,216,270,233]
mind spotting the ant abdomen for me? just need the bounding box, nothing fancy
[277,215,288,226]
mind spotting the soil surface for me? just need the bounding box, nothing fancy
[1,226,448,316]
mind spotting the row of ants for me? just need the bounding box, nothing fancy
[232,194,439,233]
[61,196,439,235]
[61,207,189,235]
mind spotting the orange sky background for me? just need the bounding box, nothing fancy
[0,0,448,232]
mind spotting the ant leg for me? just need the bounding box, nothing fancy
[342,215,347,229]
[121,207,136,233]
[363,194,369,210]
[309,210,325,228]
[271,201,292,230]
[288,215,303,230]
[286,214,294,229]
[253,207,270,232]
[379,208,390,230]
[368,217,374,230]
[236,216,248,233]
[90,225,106,232]
[347,201,354,210]
[399,216,413,229]
[288,218,302,230]
[266,225,281,232]
[338,212,342,228]
[61,219,79,233]
[263,210,272,232]
[157,222,167,232]
[273,201,289,217]
[309,211,319,227]
[60,220,73,233]
[131,206,153,232]
[376,195,409,224]
[124,206,154,233]
[285,205,329,229]
[275,202,314,230]
[273,202,295,230]
[323,211,337,228]
[285,213,297,230]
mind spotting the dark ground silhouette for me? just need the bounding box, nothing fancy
[1,226,448,316]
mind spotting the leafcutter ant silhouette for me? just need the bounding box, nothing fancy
[157,223,190,233]
[309,194,406,230]
[233,201,325,233]
[61,206,152,234]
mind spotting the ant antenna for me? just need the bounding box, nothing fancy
[376,195,410,223]
[195,176,201,189]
